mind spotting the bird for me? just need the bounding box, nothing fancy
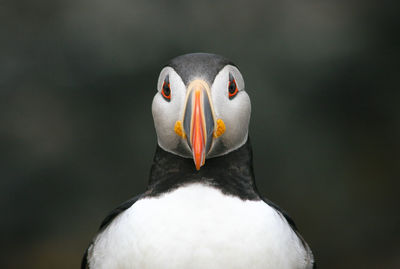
[81,53,315,269]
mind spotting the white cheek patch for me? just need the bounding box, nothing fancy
[152,94,178,148]
[209,66,251,157]
[152,68,191,157]
[152,64,251,158]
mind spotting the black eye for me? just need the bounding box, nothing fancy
[228,81,236,94]
[161,76,171,101]
[228,73,238,99]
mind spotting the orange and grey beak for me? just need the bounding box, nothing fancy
[182,80,215,170]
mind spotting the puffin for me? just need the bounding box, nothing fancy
[82,53,315,269]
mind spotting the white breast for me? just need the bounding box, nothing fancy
[89,183,312,269]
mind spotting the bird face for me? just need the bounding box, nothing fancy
[152,53,251,170]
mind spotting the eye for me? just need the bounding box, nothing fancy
[228,73,238,99]
[161,75,171,101]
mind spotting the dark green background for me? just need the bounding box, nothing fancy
[1,0,399,268]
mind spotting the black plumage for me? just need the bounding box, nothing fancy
[82,138,314,268]
[166,53,235,86]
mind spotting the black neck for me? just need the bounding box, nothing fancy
[145,138,260,200]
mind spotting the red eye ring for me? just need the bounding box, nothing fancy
[161,81,171,101]
[228,79,238,99]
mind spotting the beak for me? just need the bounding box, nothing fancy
[182,80,215,170]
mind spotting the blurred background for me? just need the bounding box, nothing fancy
[1,0,399,268]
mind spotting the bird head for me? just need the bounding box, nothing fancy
[152,53,251,170]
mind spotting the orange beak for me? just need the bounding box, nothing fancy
[183,80,215,170]
[191,89,206,170]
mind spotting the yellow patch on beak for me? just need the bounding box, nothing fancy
[174,120,186,138]
[213,119,226,138]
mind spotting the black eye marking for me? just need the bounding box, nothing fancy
[228,73,238,99]
[161,75,171,101]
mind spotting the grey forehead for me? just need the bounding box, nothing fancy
[166,53,236,86]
